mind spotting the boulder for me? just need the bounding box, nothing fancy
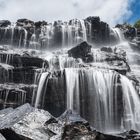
[0,105,126,140]
[0,108,13,117]
[16,19,34,28]
[0,20,11,27]
[59,110,124,140]
[11,109,54,140]
[35,21,47,28]
[101,47,113,53]
[68,41,93,62]
[119,130,140,140]
[0,103,33,129]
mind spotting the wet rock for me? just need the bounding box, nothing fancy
[58,110,88,124]
[59,110,124,140]
[0,108,13,117]
[0,20,11,27]
[0,17,112,48]
[35,21,47,28]
[0,104,56,140]
[11,108,53,140]
[16,19,34,28]
[68,41,93,62]
[0,105,127,140]
[0,51,47,68]
[101,47,113,53]
[44,71,66,117]
[99,47,130,74]
[119,130,140,140]
[85,16,110,44]
[0,83,35,109]
[0,103,33,129]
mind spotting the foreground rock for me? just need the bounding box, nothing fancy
[0,104,33,129]
[0,104,131,140]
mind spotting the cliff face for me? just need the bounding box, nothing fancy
[0,16,140,138]
[0,17,111,48]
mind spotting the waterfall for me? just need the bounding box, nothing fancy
[120,75,140,131]
[39,19,88,48]
[65,68,80,113]
[80,20,87,41]
[46,51,82,71]
[1,17,140,135]
[0,85,26,108]
[64,68,140,133]
[112,28,125,42]
[34,72,50,108]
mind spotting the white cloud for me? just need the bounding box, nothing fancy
[0,0,133,26]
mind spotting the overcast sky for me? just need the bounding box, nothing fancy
[0,0,138,26]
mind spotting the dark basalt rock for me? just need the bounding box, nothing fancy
[68,41,93,62]
[0,84,35,109]
[0,51,47,68]
[0,16,112,48]
[101,47,113,53]
[44,71,66,117]
[100,47,130,74]
[35,21,47,28]
[85,16,110,44]
[0,20,11,28]
[0,105,126,140]
[119,130,140,140]
[16,19,34,28]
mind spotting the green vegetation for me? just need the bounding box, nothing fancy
[134,20,140,28]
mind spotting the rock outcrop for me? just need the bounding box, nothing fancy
[0,104,128,140]
[68,41,93,62]
[0,20,11,27]
[0,48,48,109]
[67,42,130,74]
[0,16,112,48]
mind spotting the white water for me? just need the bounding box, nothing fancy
[1,21,140,135]
[35,72,50,108]
[120,75,140,131]
[40,19,89,48]
[64,68,140,133]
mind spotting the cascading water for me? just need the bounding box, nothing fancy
[1,17,140,135]
[113,28,125,42]
[0,25,28,48]
[120,75,140,131]
[39,19,89,48]
[34,72,50,108]
[64,68,140,133]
